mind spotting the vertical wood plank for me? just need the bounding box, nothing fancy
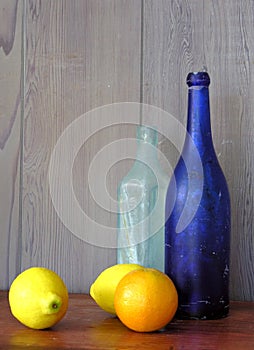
[0,0,22,289]
[22,0,141,292]
[142,0,206,169]
[204,0,254,301]
[143,0,254,300]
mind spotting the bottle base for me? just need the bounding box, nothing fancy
[175,304,229,320]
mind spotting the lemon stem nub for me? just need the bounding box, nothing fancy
[40,292,62,314]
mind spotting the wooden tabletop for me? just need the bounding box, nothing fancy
[0,291,254,350]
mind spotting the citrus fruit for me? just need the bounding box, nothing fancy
[90,263,143,315]
[114,268,178,332]
[9,267,69,329]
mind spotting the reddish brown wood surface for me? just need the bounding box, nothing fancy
[0,292,254,349]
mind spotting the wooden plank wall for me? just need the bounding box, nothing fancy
[0,0,22,289]
[143,0,254,301]
[0,0,253,301]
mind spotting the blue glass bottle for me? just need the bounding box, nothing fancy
[165,71,231,319]
[117,125,169,272]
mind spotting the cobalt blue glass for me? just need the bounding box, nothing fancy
[165,71,231,319]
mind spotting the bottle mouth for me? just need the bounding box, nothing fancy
[186,71,210,87]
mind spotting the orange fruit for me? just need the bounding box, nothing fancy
[114,268,178,332]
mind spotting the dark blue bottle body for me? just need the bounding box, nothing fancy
[165,72,230,319]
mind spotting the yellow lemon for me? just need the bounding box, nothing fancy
[90,263,143,315]
[9,267,68,329]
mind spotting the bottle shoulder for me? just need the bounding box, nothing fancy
[171,154,230,199]
[118,159,169,187]
[174,153,227,178]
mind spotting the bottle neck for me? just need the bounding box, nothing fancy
[186,85,214,152]
[136,125,159,162]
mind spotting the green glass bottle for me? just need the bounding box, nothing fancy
[117,125,169,272]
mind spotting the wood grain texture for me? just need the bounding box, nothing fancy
[0,0,22,289]
[143,0,254,300]
[142,0,206,170]
[22,0,141,292]
[203,0,254,301]
[1,292,254,349]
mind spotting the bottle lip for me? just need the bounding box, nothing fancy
[186,71,210,87]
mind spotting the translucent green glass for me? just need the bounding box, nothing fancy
[117,125,169,271]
